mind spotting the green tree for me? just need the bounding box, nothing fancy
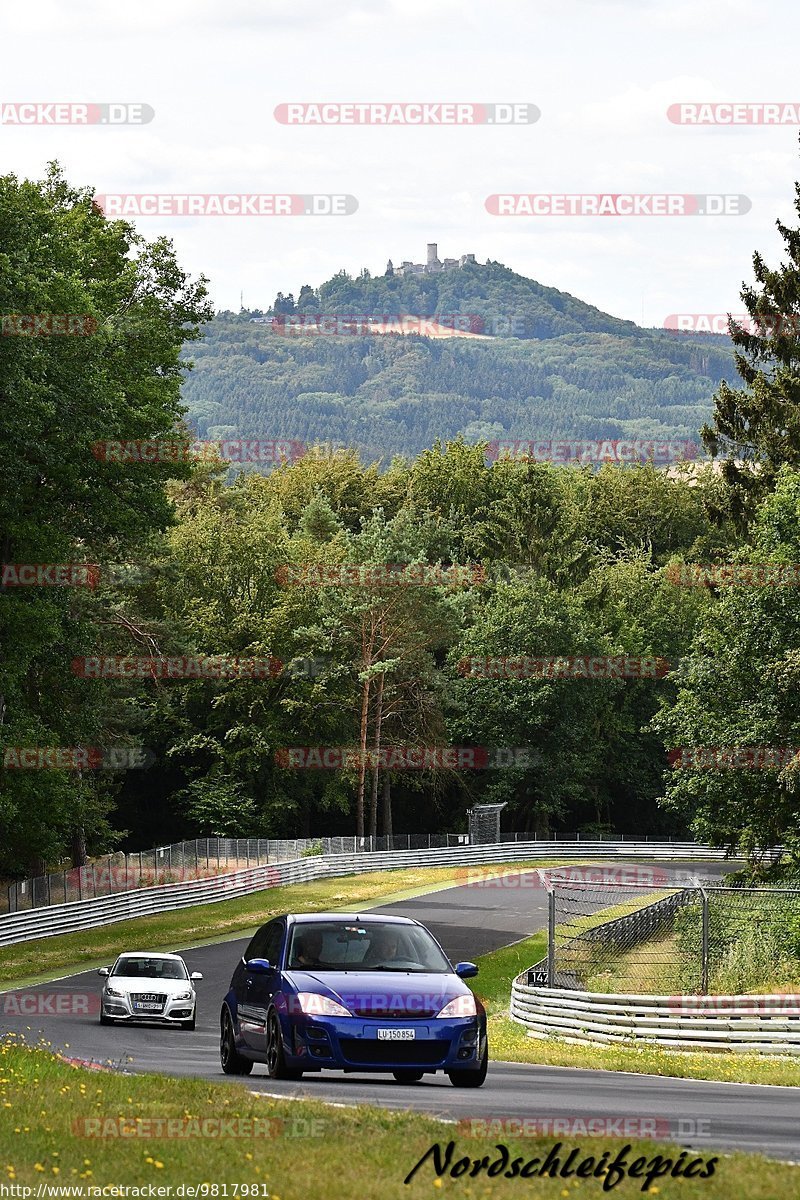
[703,142,800,524]
[0,164,210,872]
[653,467,800,860]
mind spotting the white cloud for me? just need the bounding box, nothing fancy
[1,0,799,320]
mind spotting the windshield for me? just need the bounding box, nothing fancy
[286,921,451,973]
[112,956,188,981]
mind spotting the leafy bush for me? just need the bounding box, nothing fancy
[301,840,324,858]
[674,894,800,993]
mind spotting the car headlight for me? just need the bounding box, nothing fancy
[436,994,477,1018]
[105,987,125,998]
[295,992,352,1017]
[173,991,193,1001]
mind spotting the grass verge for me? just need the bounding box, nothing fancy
[472,935,800,1087]
[1,1039,797,1198]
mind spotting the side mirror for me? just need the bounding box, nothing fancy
[190,971,203,981]
[455,962,478,979]
[97,967,110,977]
[246,958,272,974]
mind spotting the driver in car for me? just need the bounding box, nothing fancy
[292,929,324,968]
[367,929,404,964]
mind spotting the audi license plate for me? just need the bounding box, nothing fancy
[377,1028,415,1040]
[133,1002,161,1011]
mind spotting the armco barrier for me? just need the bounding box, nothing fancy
[510,982,800,1054]
[0,840,729,948]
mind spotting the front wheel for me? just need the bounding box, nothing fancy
[266,1009,303,1081]
[448,1045,488,1089]
[220,1008,253,1076]
[393,1070,424,1084]
[99,1012,113,1026]
[182,1017,196,1031]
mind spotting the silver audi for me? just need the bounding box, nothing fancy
[98,952,202,1030]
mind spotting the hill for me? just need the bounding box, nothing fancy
[180,259,735,463]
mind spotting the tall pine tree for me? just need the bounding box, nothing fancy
[703,138,800,524]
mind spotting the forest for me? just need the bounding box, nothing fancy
[182,258,735,463]
[3,165,800,879]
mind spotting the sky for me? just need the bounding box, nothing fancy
[2,0,799,327]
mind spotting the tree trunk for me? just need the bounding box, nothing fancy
[533,808,550,838]
[356,675,371,839]
[368,673,385,839]
[71,825,88,868]
[381,773,393,840]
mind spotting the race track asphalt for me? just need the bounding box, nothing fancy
[3,860,798,1162]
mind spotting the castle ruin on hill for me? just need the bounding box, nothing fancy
[386,243,476,277]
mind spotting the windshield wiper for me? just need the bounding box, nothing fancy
[370,965,428,972]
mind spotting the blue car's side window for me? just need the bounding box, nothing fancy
[244,927,269,962]
[245,919,284,966]
[261,922,285,969]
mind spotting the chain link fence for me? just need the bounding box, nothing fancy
[530,879,800,995]
[6,829,691,913]
[6,832,472,912]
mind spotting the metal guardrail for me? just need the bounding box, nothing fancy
[0,840,729,948]
[513,883,800,1054]
[7,830,684,912]
[7,833,477,912]
[510,983,800,1054]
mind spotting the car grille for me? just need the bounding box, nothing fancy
[130,992,166,1012]
[352,1005,438,1019]
[339,1039,449,1065]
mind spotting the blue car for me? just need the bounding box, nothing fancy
[219,912,488,1086]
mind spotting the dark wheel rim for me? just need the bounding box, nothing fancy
[266,1012,280,1074]
[221,1013,233,1067]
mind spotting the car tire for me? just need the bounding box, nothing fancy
[266,1009,303,1081]
[392,1070,424,1084]
[220,1008,253,1076]
[99,1012,113,1026]
[447,1045,488,1088]
[182,1017,196,1031]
